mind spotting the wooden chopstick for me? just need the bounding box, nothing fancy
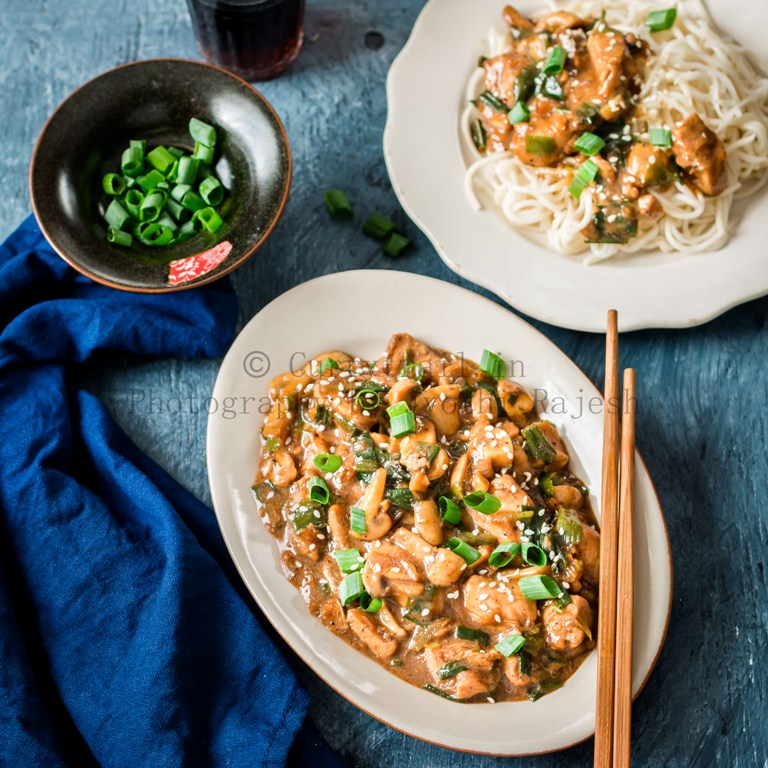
[613,368,637,767]
[594,309,621,768]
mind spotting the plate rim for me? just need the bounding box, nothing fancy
[383,0,768,332]
[206,268,673,755]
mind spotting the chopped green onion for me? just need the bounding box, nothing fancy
[138,221,174,246]
[477,90,508,113]
[136,170,165,193]
[339,571,366,605]
[176,219,199,242]
[139,191,165,222]
[543,46,566,75]
[479,349,505,379]
[382,232,410,257]
[104,199,130,231]
[568,158,600,199]
[314,453,342,473]
[387,402,416,437]
[121,146,144,177]
[444,537,480,565]
[385,487,414,511]
[350,506,367,535]
[107,227,132,247]
[122,189,142,220]
[181,191,206,213]
[437,660,468,680]
[175,156,199,186]
[189,117,217,148]
[193,206,223,234]
[574,132,606,156]
[362,214,397,241]
[518,574,564,601]
[514,65,538,104]
[308,477,330,505]
[167,146,184,159]
[157,212,178,233]
[521,542,547,567]
[102,173,125,196]
[319,357,339,374]
[147,146,176,174]
[471,119,487,151]
[439,496,462,525]
[324,189,353,220]
[525,135,556,156]
[332,548,365,573]
[455,625,489,645]
[539,75,565,101]
[199,176,224,206]
[359,592,382,613]
[265,438,280,452]
[165,198,190,223]
[521,424,557,464]
[556,508,583,545]
[495,633,526,657]
[355,388,381,410]
[129,139,146,156]
[645,8,676,32]
[489,541,521,568]
[423,683,466,702]
[193,141,215,164]
[507,102,530,125]
[463,490,501,515]
[171,183,192,203]
[538,471,560,497]
[650,127,672,147]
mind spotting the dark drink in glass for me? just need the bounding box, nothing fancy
[186,0,306,81]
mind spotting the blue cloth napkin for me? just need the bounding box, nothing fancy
[0,216,342,768]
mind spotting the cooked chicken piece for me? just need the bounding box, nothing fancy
[424,638,502,700]
[462,573,538,631]
[502,5,534,31]
[347,608,399,659]
[380,333,445,383]
[260,449,297,488]
[551,484,583,509]
[467,421,515,476]
[350,468,393,541]
[572,519,600,585]
[638,193,664,219]
[471,387,498,421]
[385,377,420,407]
[672,113,727,196]
[542,594,593,651]
[511,98,583,167]
[586,30,634,120]
[292,524,323,562]
[468,473,532,541]
[625,143,675,187]
[414,499,443,546]
[362,539,425,605]
[503,654,534,690]
[512,442,534,478]
[497,380,534,425]
[327,504,351,551]
[389,528,465,587]
[534,11,586,32]
[298,432,330,474]
[413,385,462,437]
[530,421,569,470]
[483,51,530,105]
[312,376,377,432]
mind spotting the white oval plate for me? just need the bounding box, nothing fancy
[383,0,768,332]
[207,270,672,755]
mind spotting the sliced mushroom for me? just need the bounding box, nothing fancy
[414,499,443,546]
[414,385,462,437]
[327,503,351,550]
[471,388,498,421]
[350,467,392,541]
[497,380,534,425]
[260,449,297,488]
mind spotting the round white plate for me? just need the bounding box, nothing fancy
[383,0,768,332]
[207,270,672,755]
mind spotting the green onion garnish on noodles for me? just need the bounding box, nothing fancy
[574,132,606,156]
[350,506,367,535]
[568,158,600,199]
[507,102,530,125]
[363,214,397,241]
[521,542,547,567]
[518,574,563,601]
[313,453,342,473]
[477,90,509,113]
[439,496,462,525]
[495,633,526,657]
[542,46,566,75]
[479,349,505,379]
[339,571,366,605]
[645,8,677,32]
[308,477,330,505]
[323,189,354,220]
[471,119,487,151]
[489,541,521,568]
[525,135,556,156]
[332,548,365,573]
[444,537,480,565]
[463,490,501,515]
[649,127,673,147]
[189,117,217,147]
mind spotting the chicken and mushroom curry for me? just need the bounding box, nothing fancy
[472,5,728,245]
[252,334,599,703]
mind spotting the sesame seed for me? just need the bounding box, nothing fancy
[421,608,430,616]
[391,567,401,573]
[309,543,316,551]
[494,614,502,623]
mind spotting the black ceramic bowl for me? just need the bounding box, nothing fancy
[30,59,291,292]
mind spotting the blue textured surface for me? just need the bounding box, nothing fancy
[2,1,766,766]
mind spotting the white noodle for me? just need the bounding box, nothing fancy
[461,0,768,261]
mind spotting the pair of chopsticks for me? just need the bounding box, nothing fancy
[594,310,636,768]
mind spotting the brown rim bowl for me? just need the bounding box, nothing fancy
[30,58,291,292]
